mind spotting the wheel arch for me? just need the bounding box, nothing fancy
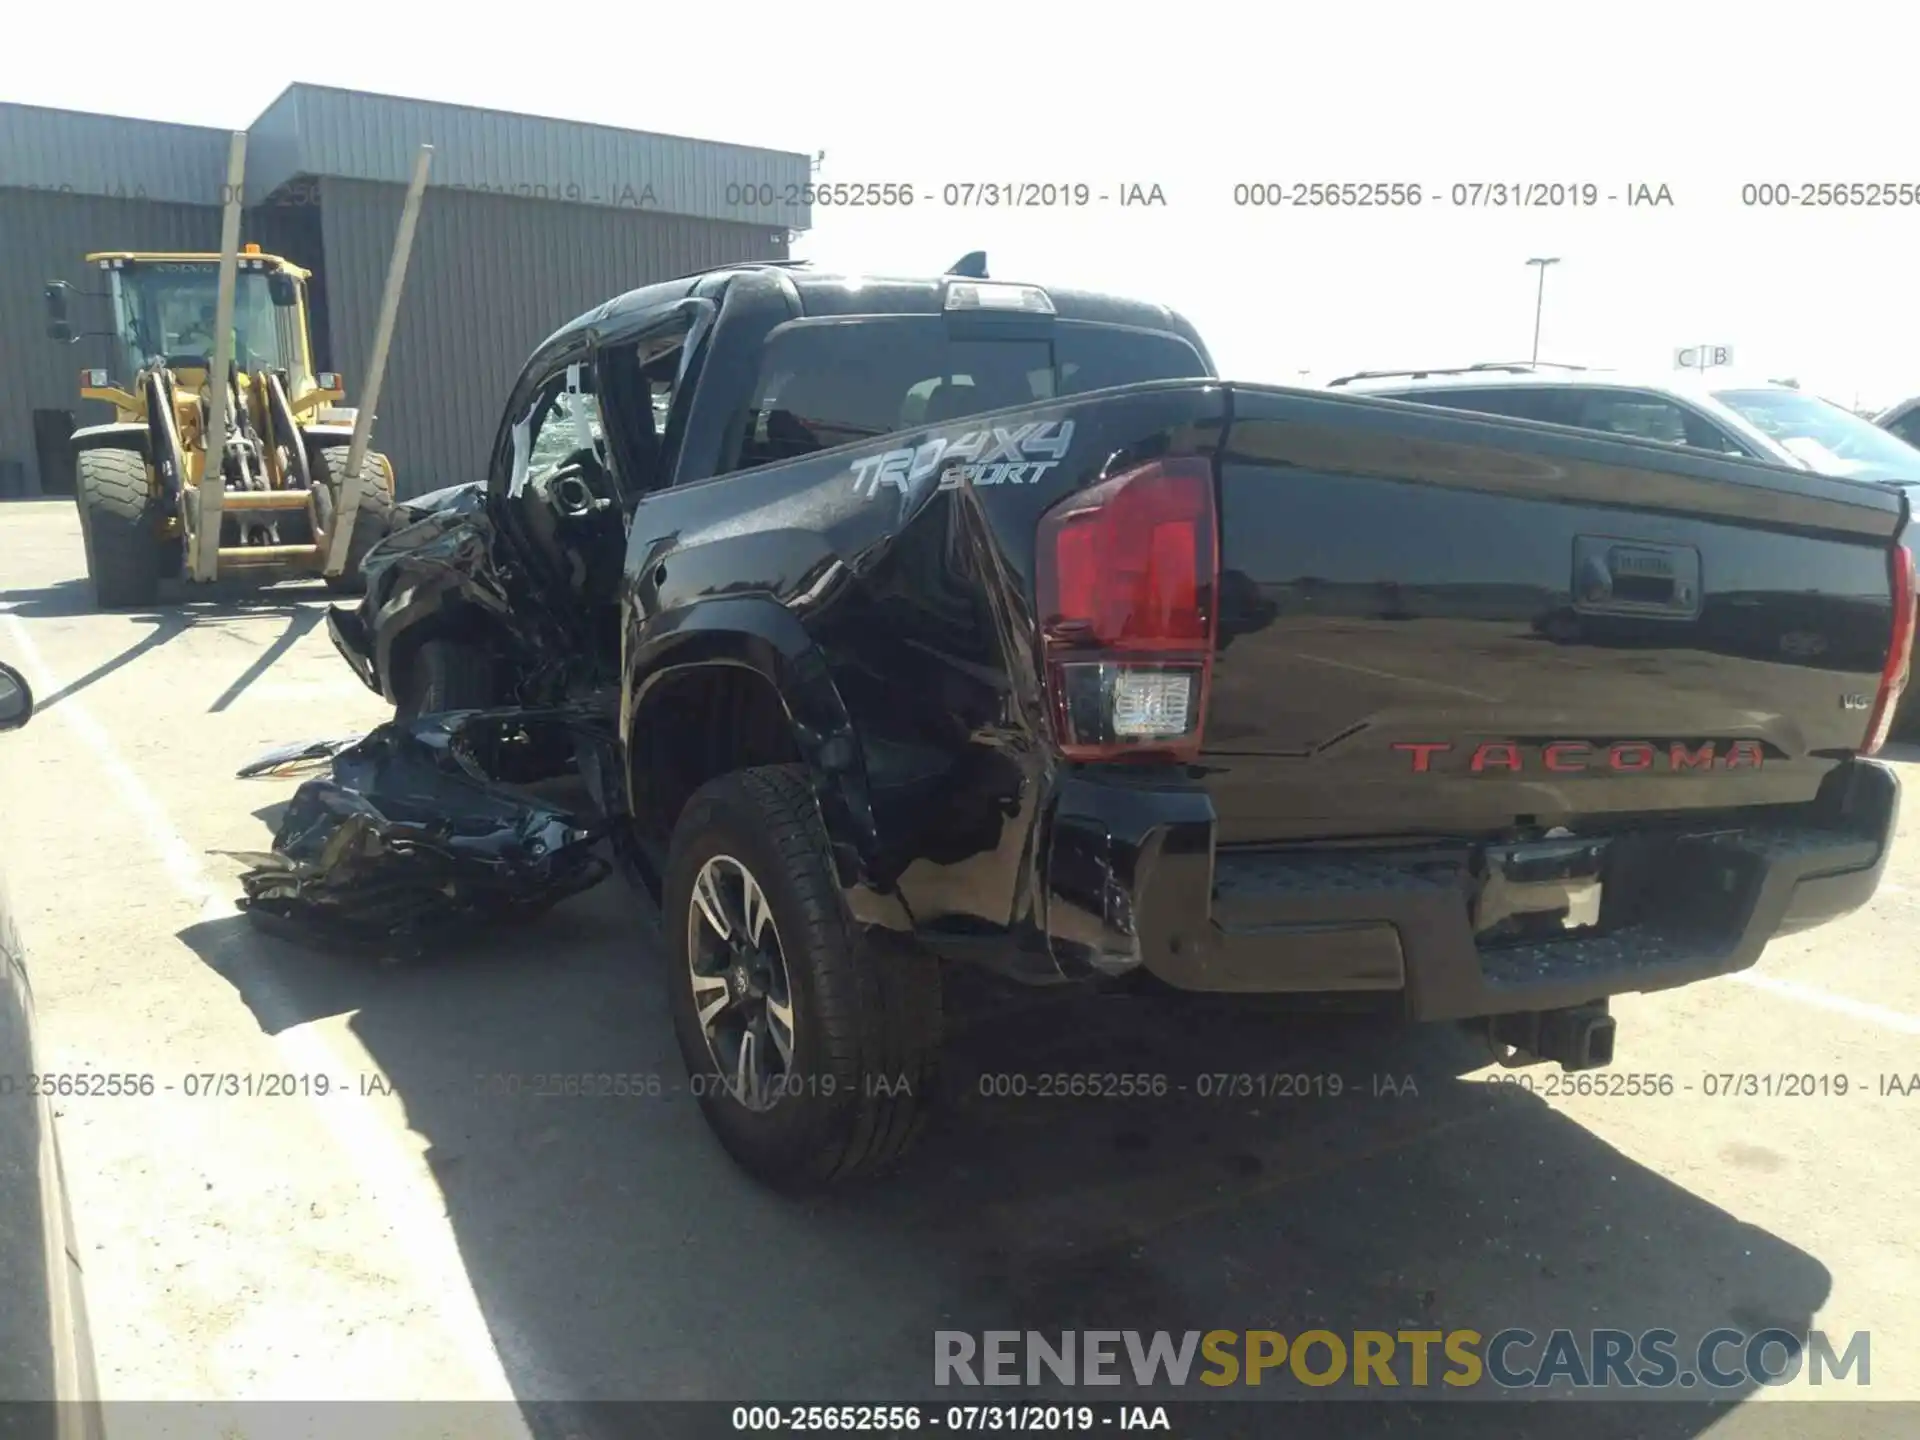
[300,425,356,453]
[374,590,511,706]
[304,430,394,480]
[70,424,150,458]
[625,597,908,932]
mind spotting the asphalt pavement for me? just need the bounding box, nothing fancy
[1,496,1915,1439]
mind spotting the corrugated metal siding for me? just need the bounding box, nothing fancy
[253,84,813,230]
[243,94,304,205]
[316,178,788,497]
[0,190,219,494]
[0,104,228,206]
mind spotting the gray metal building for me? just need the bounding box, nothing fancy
[0,85,812,498]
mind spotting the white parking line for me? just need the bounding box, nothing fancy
[1,610,548,1419]
[1734,969,1920,1036]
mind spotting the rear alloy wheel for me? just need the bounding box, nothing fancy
[665,765,941,1187]
[686,855,797,1111]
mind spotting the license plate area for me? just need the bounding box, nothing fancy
[1571,536,1701,620]
[1472,836,1611,944]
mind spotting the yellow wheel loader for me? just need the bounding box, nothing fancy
[42,134,433,610]
[46,249,393,607]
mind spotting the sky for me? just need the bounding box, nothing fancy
[7,0,1918,410]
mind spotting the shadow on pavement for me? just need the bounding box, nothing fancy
[209,606,326,712]
[2,576,335,623]
[177,873,1832,1438]
[19,612,195,712]
[2,581,335,711]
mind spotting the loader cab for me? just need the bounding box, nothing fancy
[77,251,314,399]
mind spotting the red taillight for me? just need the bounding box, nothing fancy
[1034,456,1218,761]
[1862,542,1916,756]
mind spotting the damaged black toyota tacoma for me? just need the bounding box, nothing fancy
[324,257,1913,1186]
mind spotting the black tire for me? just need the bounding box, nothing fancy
[664,765,942,1188]
[311,447,396,595]
[73,448,165,609]
[397,638,497,720]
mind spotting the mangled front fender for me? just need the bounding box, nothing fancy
[326,481,566,704]
[228,706,619,954]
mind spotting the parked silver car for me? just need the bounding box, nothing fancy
[1332,363,1920,484]
[0,662,104,1439]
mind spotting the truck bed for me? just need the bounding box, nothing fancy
[1203,384,1907,843]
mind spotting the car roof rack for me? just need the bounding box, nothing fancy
[1468,360,1590,373]
[1325,360,1589,388]
[666,258,816,283]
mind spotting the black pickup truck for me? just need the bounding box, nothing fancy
[328,259,1913,1187]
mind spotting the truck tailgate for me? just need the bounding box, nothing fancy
[1203,385,1909,844]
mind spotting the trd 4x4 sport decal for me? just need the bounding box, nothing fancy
[849,421,1076,499]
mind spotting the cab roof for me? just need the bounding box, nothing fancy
[539,260,1211,363]
[83,250,310,280]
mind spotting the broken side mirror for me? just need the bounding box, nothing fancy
[0,662,35,732]
[44,281,76,342]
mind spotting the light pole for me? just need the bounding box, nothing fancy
[1526,257,1560,365]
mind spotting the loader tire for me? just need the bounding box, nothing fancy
[74,448,165,610]
[312,446,396,595]
[398,639,497,720]
[664,764,942,1189]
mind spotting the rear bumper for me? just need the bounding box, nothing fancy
[1042,761,1898,1021]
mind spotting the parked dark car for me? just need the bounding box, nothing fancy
[0,661,105,1436]
[330,262,1913,1187]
